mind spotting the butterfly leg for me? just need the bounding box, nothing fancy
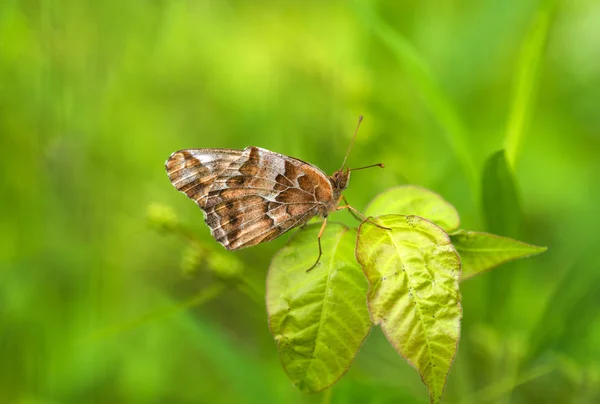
[306,217,328,272]
[336,205,391,230]
[341,196,363,222]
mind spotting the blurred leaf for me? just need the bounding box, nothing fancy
[451,230,547,280]
[505,0,556,168]
[481,150,521,238]
[147,203,179,233]
[365,185,460,233]
[267,223,371,393]
[206,249,245,279]
[181,244,244,279]
[181,245,203,277]
[148,203,245,279]
[356,215,461,404]
[481,150,524,324]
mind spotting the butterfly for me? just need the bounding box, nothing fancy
[165,116,385,270]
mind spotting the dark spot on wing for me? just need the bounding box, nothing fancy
[227,175,248,187]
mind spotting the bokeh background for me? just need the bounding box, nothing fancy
[2,0,600,403]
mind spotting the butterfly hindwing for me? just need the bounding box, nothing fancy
[203,147,335,250]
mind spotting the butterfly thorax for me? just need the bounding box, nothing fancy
[328,168,351,212]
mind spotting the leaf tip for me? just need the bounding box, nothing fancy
[526,244,548,256]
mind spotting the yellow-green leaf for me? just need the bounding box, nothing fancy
[267,223,371,393]
[356,215,461,404]
[365,186,460,232]
[451,230,547,280]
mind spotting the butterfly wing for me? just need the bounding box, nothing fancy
[166,146,335,250]
[166,148,244,208]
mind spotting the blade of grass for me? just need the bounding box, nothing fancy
[527,249,600,361]
[460,362,556,403]
[353,0,478,196]
[504,0,556,169]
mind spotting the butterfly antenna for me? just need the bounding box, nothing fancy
[340,115,363,171]
[348,163,385,172]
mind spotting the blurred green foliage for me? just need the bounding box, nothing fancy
[1,0,599,403]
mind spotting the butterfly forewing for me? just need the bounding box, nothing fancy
[166,146,336,250]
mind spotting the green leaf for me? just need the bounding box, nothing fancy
[267,223,371,393]
[356,215,461,404]
[451,230,547,281]
[365,185,460,233]
[482,150,521,238]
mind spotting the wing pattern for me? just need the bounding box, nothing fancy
[166,146,335,250]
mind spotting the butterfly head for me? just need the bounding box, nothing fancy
[330,168,351,191]
[332,116,385,192]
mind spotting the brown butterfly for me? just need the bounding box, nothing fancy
[165,116,385,270]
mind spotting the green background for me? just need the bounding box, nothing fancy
[2,0,599,402]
